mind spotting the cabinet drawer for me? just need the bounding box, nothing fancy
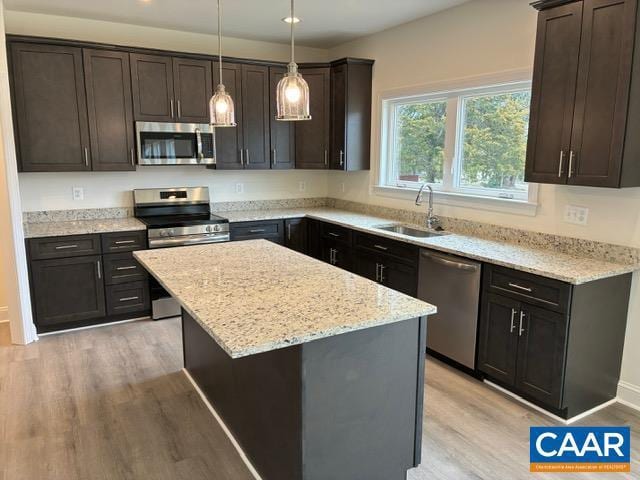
[354,231,418,264]
[320,222,352,245]
[485,265,571,313]
[230,220,285,243]
[103,252,148,285]
[106,281,150,316]
[29,234,101,260]
[101,230,147,253]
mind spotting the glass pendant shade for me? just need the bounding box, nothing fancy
[209,84,236,127]
[276,63,311,121]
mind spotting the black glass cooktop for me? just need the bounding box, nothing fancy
[138,213,228,229]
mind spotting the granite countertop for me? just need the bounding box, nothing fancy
[134,240,436,358]
[24,217,146,238]
[221,208,639,285]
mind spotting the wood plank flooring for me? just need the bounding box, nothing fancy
[0,319,638,480]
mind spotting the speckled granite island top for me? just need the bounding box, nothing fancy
[134,240,436,358]
[223,208,639,284]
[24,217,145,238]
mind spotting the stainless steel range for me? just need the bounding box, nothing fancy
[133,186,229,319]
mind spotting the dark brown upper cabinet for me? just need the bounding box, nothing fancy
[241,64,270,169]
[172,57,213,123]
[330,59,373,171]
[269,67,295,169]
[526,0,640,188]
[84,49,136,171]
[295,67,330,169]
[211,62,244,169]
[130,53,175,122]
[131,53,212,123]
[10,43,91,172]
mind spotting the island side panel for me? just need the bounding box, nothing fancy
[300,317,426,480]
[182,311,303,480]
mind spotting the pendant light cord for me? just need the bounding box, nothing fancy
[218,0,223,85]
[290,0,295,65]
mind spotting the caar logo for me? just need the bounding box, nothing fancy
[530,426,631,473]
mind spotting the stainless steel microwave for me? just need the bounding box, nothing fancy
[135,122,216,166]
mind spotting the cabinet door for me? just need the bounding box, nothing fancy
[285,218,308,253]
[10,43,90,172]
[354,251,380,282]
[515,304,568,409]
[306,219,323,260]
[568,0,636,187]
[477,293,520,386]
[524,2,583,184]
[130,53,175,122]
[31,255,106,328]
[172,57,213,123]
[323,239,352,271]
[269,67,295,169]
[330,63,347,170]
[241,64,270,169]
[83,49,135,171]
[213,62,244,169]
[379,259,418,297]
[295,67,330,169]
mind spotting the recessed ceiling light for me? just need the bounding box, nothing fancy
[282,16,301,24]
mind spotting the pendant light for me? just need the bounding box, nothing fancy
[209,0,236,127]
[276,0,311,121]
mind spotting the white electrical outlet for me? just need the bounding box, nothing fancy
[564,205,589,225]
[72,187,84,201]
[299,181,307,192]
[341,182,346,194]
[235,183,244,194]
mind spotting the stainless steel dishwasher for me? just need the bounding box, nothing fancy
[418,250,482,369]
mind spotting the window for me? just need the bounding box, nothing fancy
[381,81,533,202]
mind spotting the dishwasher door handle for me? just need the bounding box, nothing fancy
[421,251,480,272]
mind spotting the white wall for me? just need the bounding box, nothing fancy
[328,0,640,407]
[5,11,331,212]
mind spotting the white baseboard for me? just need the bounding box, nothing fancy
[0,306,8,323]
[617,382,640,412]
[182,368,262,480]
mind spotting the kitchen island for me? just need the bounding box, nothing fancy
[134,240,436,480]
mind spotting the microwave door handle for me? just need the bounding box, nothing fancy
[195,129,204,162]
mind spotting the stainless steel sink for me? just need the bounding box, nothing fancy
[373,224,446,238]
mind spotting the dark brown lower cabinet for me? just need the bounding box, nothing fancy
[230,220,285,244]
[478,264,632,418]
[284,218,307,254]
[30,255,106,328]
[106,281,151,316]
[354,251,418,297]
[322,238,353,271]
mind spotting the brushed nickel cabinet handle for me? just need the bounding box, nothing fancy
[249,229,266,234]
[55,244,78,250]
[287,224,291,241]
[375,263,380,282]
[240,149,244,166]
[328,232,340,238]
[558,151,564,178]
[373,244,388,251]
[568,151,575,178]
[379,264,385,283]
[177,100,181,118]
[272,148,277,167]
[97,260,102,279]
[116,266,137,271]
[510,308,517,333]
[84,147,89,167]
[508,282,532,293]
[324,150,328,166]
[119,296,139,302]
[519,311,526,336]
[115,240,136,245]
[131,148,135,166]
[170,99,175,118]
[245,149,250,164]
[339,150,344,167]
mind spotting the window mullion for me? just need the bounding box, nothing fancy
[441,97,458,192]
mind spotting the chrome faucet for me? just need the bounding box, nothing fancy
[415,184,440,230]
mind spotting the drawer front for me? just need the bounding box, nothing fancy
[101,230,147,253]
[354,231,418,264]
[103,252,148,285]
[29,234,101,260]
[230,220,285,244]
[485,265,571,313]
[320,222,352,245]
[106,281,150,316]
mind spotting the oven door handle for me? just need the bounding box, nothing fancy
[148,233,229,249]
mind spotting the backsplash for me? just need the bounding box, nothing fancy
[23,197,640,265]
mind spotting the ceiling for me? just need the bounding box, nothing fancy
[4,0,471,48]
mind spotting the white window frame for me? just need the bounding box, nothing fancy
[376,72,538,216]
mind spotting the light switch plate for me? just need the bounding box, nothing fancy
[564,205,589,225]
[299,181,307,192]
[72,187,84,201]
[235,183,244,194]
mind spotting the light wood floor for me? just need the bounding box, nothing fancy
[1,319,638,480]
